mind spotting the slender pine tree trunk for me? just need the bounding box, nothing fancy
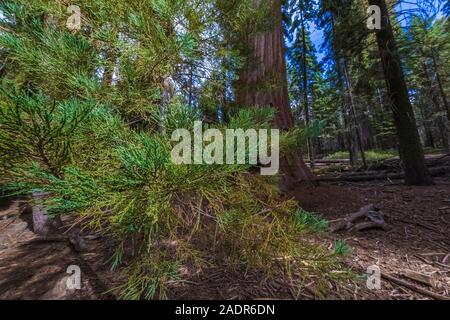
[369,0,432,185]
[343,59,367,167]
[421,61,448,150]
[299,10,315,169]
[329,15,358,167]
[430,51,450,152]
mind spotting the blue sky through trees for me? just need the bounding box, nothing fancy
[307,0,446,63]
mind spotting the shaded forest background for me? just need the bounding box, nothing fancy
[283,0,449,170]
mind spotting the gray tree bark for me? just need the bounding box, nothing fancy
[32,191,62,237]
[369,0,432,185]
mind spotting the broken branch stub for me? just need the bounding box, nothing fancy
[331,204,388,233]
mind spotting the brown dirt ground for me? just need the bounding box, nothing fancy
[291,177,450,299]
[0,177,449,300]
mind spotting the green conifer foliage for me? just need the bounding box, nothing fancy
[0,1,345,299]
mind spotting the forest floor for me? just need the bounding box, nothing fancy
[292,177,450,300]
[0,172,449,300]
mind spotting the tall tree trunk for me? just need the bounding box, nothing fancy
[300,10,315,169]
[188,61,194,107]
[421,61,448,150]
[329,14,358,166]
[364,99,377,150]
[343,58,367,167]
[369,0,432,185]
[430,50,450,151]
[236,0,316,188]
[343,107,358,165]
[336,59,357,166]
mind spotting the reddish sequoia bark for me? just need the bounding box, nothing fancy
[235,0,316,189]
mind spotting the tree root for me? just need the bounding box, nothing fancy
[331,205,388,233]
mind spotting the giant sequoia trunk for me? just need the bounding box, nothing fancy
[369,0,432,185]
[235,0,315,189]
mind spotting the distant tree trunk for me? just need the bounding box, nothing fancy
[421,61,448,150]
[299,10,315,169]
[188,61,194,107]
[329,15,358,166]
[236,0,316,188]
[436,118,448,151]
[369,0,432,185]
[343,107,358,165]
[430,50,450,152]
[365,99,378,150]
[343,58,367,167]
[336,59,357,166]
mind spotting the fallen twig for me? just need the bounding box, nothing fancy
[401,270,438,289]
[381,272,450,300]
[442,254,450,264]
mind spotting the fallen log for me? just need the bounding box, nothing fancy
[318,166,450,183]
[432,153,450,162]
[313,159,350,164]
